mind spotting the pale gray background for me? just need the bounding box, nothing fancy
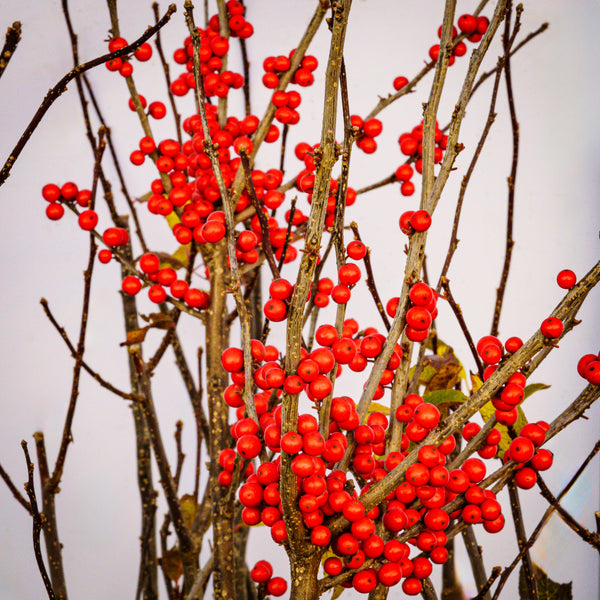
[0,1,598,599]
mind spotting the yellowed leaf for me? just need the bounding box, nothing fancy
[120,329,148,346]
[165,211,181,230]
[161,547,182,582]
[367,402,390,416]
[480,401,528,458]
[180,494,198,530]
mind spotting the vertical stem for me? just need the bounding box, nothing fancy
[461,526,491,600]
[282,0,353,558]
[33,434,68,600]
[507,479,539,600]
[116,215,159,600]
[491,2,520,336]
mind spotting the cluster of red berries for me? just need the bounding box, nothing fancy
[399,209,433,236]
[475,333,557,491]
[249,560,287,597]
[120,251,210,309]
[428,14,490,65]
[262,51,318,89]
[207,0,254,39]
[170,3,249,98]
[577,351,600,386]
[386,281,438,343]
[395,121,447,197]
[350,115,383,155]
[294,142,357,228]
[271,89,302,125]
[105,37,153,79]
[220,376,525,595]
[41,182,91,222]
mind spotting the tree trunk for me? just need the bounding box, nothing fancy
[289,549,322,600]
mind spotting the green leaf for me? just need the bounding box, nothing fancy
[524,382,551,399]
[519,563,572,600]
[423,389,468,409]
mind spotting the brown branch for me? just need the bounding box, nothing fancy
[184,2,261,436]
[152,2,182,147]
[350,222,390,331]
[116,215,159,599]
[536,474,600,550]
[0,21,21,79]
[173,421,185,489]
[0,4,177,187]
[35,437,68,597]
[240,150,281,279]
[238,35,251,116]
[281,0,352,562]
[491,4,521,337]
[47,197,100,495]
[490,439,600,599]
[81,75,148,251]
[131,347,196,590]
[508,478,539,600]
[462,526,492,600]
[440,277,484,377]
[421,0,457,209]
[0,461,32,512]
[22,441,57,600]
[355,173,396,196]
[437,55,505,291]
[319,54,355,438]
[472,567,502,600]
[426,0,508,214]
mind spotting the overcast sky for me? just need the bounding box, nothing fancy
[0,1,599,599]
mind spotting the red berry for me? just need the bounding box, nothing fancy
[458,14,477,34]
[42,183,61,202]
[393,76,409,91]
[78,209,98,231]
[122,275,142,295]
[540,317,563,339]
[45,203,64,221]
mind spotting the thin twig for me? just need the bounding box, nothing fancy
[0,21,21,79]
[437,55,505,292]
[152,2,182,147]
[184,2,261,434]
[0,461,32,513]
[440,277,483,377]
[350,222,390,331]
[462,526,492,600]
[40,298,139,401]
[0,4,177,186]
[47,176,101,494]
[421,0,457,210]
[508,478,539,600]
[536,474,600,550]
[491,4,521,337]
[22,442,57,600]
[240,150,281,279]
